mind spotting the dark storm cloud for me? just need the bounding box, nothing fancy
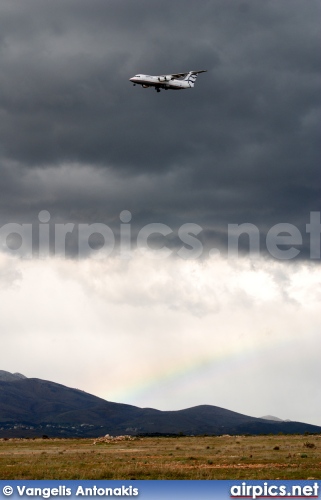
[0,0,320,258]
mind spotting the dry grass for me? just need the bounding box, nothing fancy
[0,434,320,480]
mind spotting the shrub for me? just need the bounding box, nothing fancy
[304,442,316,449]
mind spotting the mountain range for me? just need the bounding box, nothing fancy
[0,371,320,438]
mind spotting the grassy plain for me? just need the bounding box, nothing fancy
[0,435,320,480]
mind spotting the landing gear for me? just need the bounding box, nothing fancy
[156,88,161,93]
[133,83,136,86]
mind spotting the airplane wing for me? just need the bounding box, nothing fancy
[167,70,207,79]
[169,72,189,79]
[189,70,207,75]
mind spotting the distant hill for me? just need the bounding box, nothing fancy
[0,372,320,438]
[0,370,27,382]
[260,415,285,422]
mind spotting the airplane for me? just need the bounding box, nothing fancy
[129,70,207,92]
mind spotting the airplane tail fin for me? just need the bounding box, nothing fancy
[183,70,207,87]
[184,72,199,88]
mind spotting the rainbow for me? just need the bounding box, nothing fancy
[105,333,288,407]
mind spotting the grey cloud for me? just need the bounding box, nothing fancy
[0,0,320,259]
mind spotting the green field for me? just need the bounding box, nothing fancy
[0,435,320,480]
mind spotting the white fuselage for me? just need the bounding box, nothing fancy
[129,74,191,90]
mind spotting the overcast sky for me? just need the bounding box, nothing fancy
[0,0,320,425]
